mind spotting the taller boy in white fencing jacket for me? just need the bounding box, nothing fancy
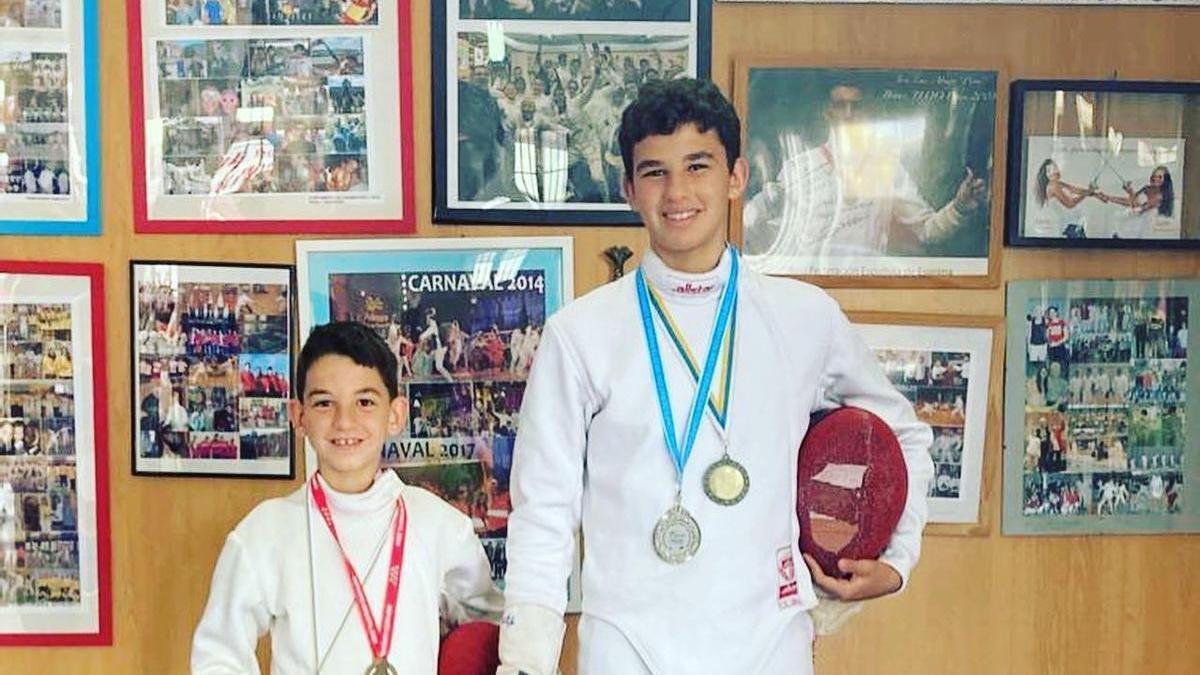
[497,79,934,675]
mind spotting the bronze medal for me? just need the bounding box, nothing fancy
[365,659,398,675]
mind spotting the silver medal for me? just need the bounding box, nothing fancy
[652,502,701,564]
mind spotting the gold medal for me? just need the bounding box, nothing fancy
[703,455,749,505]
[365,659,398,675]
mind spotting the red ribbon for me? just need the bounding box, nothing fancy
[310,475,408,664]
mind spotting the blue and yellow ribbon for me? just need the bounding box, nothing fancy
[644,283,736,428]
[636,249,740,478]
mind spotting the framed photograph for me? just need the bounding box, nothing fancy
[1007,80,1200,248]
[131,261,295,478]
[731,61,1000,286]
[1004,279,1199,535]
[0,260,110,645]
[0,1,101,235]
[717,0,1200,5]
[851,313,1000,535]
[432,0,712,225]
[126,0,416,233]
[297,236,581,609]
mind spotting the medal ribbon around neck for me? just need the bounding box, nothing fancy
[636,249,739,482]
[644,282,737,430]
[309,475,408,667]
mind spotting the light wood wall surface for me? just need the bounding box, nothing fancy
[2,1,1198,673]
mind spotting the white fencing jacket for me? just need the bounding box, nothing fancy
[191,471,502,674]
[500,248,934,675]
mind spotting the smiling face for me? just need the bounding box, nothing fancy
[625,123,748,273]
[288,354,406,493]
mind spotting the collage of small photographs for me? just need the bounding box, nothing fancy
[1022,297,1186,517]
[875,349,971,501]
[0,44,71,198]
[134,277,292,466]
[157,35,370,196]
[0,302,81,608]
[452,0,692,206]
[329,269,549,582]
[164,0,378,26]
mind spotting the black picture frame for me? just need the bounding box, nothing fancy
[130,260,296,479]
[1006,79,1200,249]
[432,0,713,225]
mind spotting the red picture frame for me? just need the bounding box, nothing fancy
[125,0,416,234]
[0,260,111,646]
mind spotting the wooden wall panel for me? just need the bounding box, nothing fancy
[1,1,1196,672]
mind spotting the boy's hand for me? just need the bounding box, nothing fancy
[803,553,901,601]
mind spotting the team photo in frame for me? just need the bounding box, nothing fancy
[732,61,1000,286]
[1004,279,1198,535]
[131,261,295,478]
[717,0,1200,4]
[1006,79,1200,249]
[126,0,416,233]
[0,260,110,645]
[851,313,1000,534]
[0,0,101,235]
[433,0,712,225]
[296,236,582,609]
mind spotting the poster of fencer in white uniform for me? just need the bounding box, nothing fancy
[737,66,997,278]
[296,237,581,609]
[1022,135,1184,240]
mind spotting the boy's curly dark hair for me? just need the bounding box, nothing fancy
[617,78,741,178]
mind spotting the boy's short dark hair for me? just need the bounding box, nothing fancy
[617,78,741,178]
[295,321,399,400]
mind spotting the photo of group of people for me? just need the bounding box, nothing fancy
[0,0,61,28]
[1021,295,1187,517]
[875,348,972,500]
[328,267,551,584]
[459,0,688,21]
[0,49,71,197]
[1023,136,1184,240]
[453,30,689,207]
[155,36,370,196]
[0,304,73,384]
[133,265,293,475]
[1,300,81,609]
[165,0,377,26]
[0,462,81,607]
